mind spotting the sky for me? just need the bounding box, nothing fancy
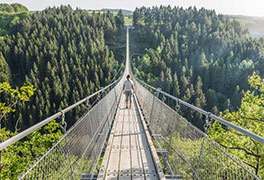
[1,0,264,17]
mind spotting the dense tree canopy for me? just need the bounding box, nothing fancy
[131,6,264,128]
[209,73,264,177]
[0,4,29,36]
[0,5,124,131]
[0,4,125,179]
[131,6,264,178]
[0,3,28,13]
[1,3,264,179]
[0,120,62,179]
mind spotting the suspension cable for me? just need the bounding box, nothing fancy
[135,77,264,144]
[0,77,121,151]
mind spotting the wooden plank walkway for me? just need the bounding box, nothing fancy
[98,94,162,180]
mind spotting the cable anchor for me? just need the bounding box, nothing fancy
[203,112,212,134]
[59,110,67,133]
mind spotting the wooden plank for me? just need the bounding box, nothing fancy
[104,107,124,180]
[119,174,131,180]
[132,110,157,179]
[100,93,165,180]
[134,94,166,180]
[135,113,156,176]
[132,174,145,180]
[139,112,165,178]
[145,173,159,180]
[130,114,143,175]
[105,116,123,180]
[119,108,131,178]
[98,108,122,179]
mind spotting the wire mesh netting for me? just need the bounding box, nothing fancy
[134,79,261,180]
[20,81,123,180]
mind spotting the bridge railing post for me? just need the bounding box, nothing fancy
[134,78,262,180]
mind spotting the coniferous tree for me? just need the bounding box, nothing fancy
[115,10,125,28]
[0,6,125,130]
[131,5,264,127]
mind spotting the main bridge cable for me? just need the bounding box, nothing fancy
[133,77,261,179]
[62,88,105,179]
[146,86,200,178]
[127,26,256,178]
[193,113,212,179]
[153,89,175,175]
[0,77,121,151]
[135,77,264,145]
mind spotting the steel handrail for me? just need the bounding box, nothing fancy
[0,77,121,151]
[135,77,264,144]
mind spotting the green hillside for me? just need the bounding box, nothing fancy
[0,3,30,36]
[131,7,264,128]
[131,6,264,177]
[88,8,133,25]
[0,3,263,179]
[0,5,125,131]
[226,15,264,38]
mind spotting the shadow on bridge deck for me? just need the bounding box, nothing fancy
[96,94,161,180]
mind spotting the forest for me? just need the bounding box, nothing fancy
[227,15,264,39]
[0,3,263,179]
[0,5,125,131]
[131,6,264,127]
[130,6,264,177]
[0,4,125,178]
[0,3,29,36]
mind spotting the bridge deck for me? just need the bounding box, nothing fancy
[98,94,160,180]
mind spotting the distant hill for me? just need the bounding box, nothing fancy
[226,15,264,39]
[100,8,133,17]
[99,9,133,25]
[0,3,28,12]
[86,8,133,25]
[98,11,264,38]
[0,3,30,36]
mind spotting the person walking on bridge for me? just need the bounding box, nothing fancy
[123,74,134,109]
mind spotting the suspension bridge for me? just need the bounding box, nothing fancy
[0,26,263,180]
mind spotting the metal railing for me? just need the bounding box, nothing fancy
[0,78,121,151]
[1,23,263,179]
[0,77,123,179]
[21,79,123,179]
[134,77,262,180]
[136,78,264,144]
